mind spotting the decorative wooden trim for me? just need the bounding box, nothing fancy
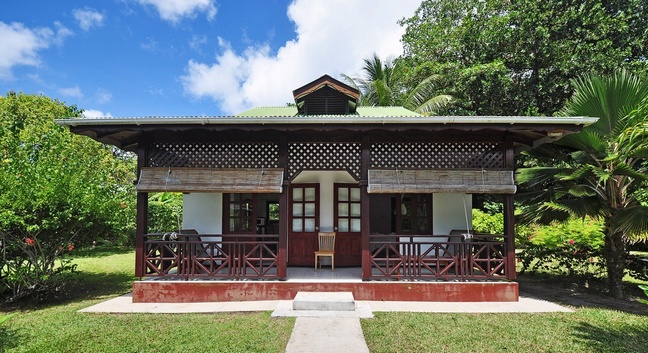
[135,167,284,193]
[368,169,516,194]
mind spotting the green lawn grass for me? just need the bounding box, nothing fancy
[2,247,647,353]
[362,309,648,353]
[0,247,294,353]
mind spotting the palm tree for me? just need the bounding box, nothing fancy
[516,71,648,298]
[342,53,452,115]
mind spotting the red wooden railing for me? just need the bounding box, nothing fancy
[369,234,507,281]
[143,233,279,280]
[142,233,507,281]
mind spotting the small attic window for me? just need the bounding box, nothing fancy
[292,75,359,115]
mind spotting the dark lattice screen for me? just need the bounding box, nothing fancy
[370,142,503,169]
[289,142,361,179]
[147,142,279,168]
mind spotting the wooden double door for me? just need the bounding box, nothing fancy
[287,183,362,267]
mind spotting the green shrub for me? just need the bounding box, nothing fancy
[1,232,77,303]
[472,209,504,234]
[519,217,606,278]
[147,192,183,233]
[527,217,604,249]
[471,209,531,247]
[518,242,605,277]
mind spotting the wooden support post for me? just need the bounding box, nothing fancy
[135,192,148,278]
[277,135,288,279]
[503,135,516,280]
[135,141,148,278]
[503,193,516,280]
[361,135,371,280]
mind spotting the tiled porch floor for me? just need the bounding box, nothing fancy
[286,267,362,282]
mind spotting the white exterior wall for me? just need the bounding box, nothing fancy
[292,170,356,232]
[399,193,472,254]
[182,193,222,241]
[433,193,472,235]
[180,186,472,242]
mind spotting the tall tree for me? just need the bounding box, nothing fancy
[343,53,452,115]
[516,72,648,298]
[0,92,136,301]
[399,0,648,116]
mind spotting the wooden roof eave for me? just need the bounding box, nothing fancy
[62,117,596,152]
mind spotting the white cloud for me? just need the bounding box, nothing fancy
[180,0,422,114]
[58,86,83,98]
[95,88,113,104]
[73,8,105,31]
[136,0,217,24]
[52,22,73,46]
[0,21,72,79]
[82,109,113,118]
[189,34,208,53]
[140,37,158,51]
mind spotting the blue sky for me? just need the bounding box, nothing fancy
[0,0,422,117]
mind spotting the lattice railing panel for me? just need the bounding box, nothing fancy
[289,142,361,179]
[370,142,503,169]
[147,142,279,168]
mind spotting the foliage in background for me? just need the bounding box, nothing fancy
[639,285,648,305]
[517,72,648,298]
[527,218,605,249]
[147,192,183,233]
[342,53,453,115]
[519,242,605,278]
[0,92,136,303]
[471,208,531,247]
[472,209,504,235]
[399,0,648,116]
[627,256,648,283]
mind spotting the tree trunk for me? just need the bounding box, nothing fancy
[603,228,627,299]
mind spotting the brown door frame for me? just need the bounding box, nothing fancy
[287,183,320,266]
[333,183,362,266]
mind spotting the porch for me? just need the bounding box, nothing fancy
[135,232,517,302]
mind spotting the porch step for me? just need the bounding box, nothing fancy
[292,291,356,311]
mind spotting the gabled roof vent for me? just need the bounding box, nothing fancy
[292,74,359,115]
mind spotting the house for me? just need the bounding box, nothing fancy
[57,75,597,302]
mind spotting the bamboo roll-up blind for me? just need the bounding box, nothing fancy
[368,169,516,194]
[136,167,284,193]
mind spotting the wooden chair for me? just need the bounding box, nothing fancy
[314,232,336,271]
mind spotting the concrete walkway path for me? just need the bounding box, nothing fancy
[284,317,369,353]
[79,294,572,314]
[79,293,571,353]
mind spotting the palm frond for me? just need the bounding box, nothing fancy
[562,164,597,181]
[413,95,453,115]
[563,70,648,136]
[569,150,599,167]
[612,162,648,181]
[516,167,565,187]
[611,205,648,239]
[516,202,571,225]
[522,143,573,163]
[567,184,597,197]
[555,197,606,219]
[556,131,607,156]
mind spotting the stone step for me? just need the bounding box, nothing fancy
[292,291,356,311]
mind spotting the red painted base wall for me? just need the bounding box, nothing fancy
[132,281,519,303]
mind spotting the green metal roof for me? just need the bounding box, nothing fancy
[235,106,421,118]
[236,106,298,117]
